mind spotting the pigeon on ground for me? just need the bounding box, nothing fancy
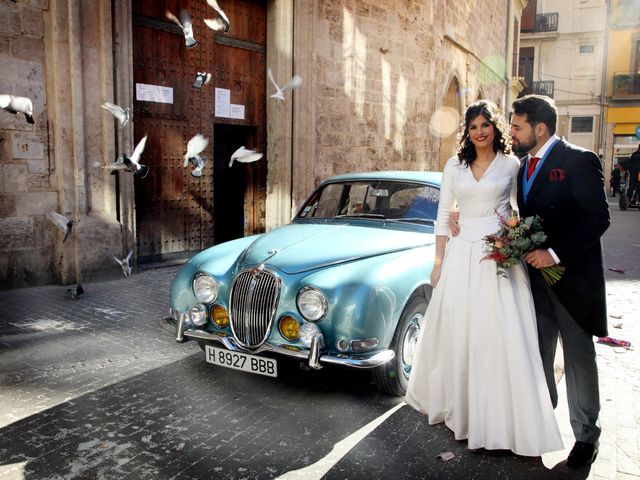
[101,102,131,128]
[166,9,197,48]
[66,284,84,299]
[267,68,302,101]
[203,0,230,33]
[184,134,209,177]
[46,211,74,242]
[229,146,263,167]
[192,72,212,89]
[0,94,35,124]
[113,250,133,277]
[105,135,149,178]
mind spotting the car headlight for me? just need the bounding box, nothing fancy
[296,286,328,322]
[299,322,321,347]
[189,304,208,327]
[193,273,218,304]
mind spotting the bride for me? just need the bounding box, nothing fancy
[405,100,563,456]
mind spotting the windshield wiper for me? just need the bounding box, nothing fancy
[334,213,385,219]
[386,217,435,225]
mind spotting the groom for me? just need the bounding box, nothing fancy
[512,95,609,468]
[451,94,610,468]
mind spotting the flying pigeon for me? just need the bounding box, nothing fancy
[101,102,131,128]
[229,146,263,167]
[267,68,302,101]
[46,211,74,242]
[0,94,35,124]
[166,9,197,48]
[105,135,149,178]
[203,0,230,33]
[66,284,84,299]
[113,250,133,277]
[192,72,212,89]
[184,134,209,177]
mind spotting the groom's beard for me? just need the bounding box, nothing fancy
[512,134,537,157]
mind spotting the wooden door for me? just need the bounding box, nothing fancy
[132,0,266,261]
[521,0,537,33]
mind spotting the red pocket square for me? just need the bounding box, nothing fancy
[549,168,565,181]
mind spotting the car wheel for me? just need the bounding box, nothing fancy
[372,293,428,396]
[619,195,629,211]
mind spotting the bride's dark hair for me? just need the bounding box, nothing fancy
[457,100,510,167]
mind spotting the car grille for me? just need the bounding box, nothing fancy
[229,268,280,348]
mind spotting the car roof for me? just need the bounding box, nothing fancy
[322,171,442,186]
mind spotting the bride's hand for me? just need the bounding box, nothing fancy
[431,264,442,288]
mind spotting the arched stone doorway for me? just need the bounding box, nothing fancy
[438,77,462,170]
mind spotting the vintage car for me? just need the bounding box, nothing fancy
[168,171,441,395]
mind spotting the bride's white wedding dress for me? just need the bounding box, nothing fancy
[405,152,563,456]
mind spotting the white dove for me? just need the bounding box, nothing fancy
[0,94,35,124]
[267,68,302,101]
[101,102,131,128]
[105,135,149,178]
[229,146,263,167]
[192,72,212,89]
[184,134,209,177]
[203,0,230,33]
[113,250,133,277]
[46,211,74,242]
[166,9,197,48]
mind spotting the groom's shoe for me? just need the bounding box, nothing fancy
[566,441,599,469]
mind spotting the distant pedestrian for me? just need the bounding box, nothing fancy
[628,146,640,203]
[611,164,621,197]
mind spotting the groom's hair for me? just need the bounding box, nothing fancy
[511,94,557,135]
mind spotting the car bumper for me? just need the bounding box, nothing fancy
[164,314,395,370]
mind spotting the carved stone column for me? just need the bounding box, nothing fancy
[43,0,123,284]
[265,0,294,229]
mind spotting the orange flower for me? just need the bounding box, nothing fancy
[494,240,504,249]
[507,216,519,228]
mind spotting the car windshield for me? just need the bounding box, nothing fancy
[296,180,439,224]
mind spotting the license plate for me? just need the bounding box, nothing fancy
[204,345,277,378]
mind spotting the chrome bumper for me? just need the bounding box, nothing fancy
[166,314,395,370]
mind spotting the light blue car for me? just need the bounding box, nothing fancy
[168,171,441,395]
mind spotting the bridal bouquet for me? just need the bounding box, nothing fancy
[482,210,565,285]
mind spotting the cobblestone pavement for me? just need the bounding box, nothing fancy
[0,201,638,480]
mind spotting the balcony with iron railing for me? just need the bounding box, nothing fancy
[535,13,559,32]
[519,80,555,99]
[612,72,640,99]
[521,12,559,33]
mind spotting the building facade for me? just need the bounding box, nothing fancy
[0,0,524,288]
[603,0,640,180]
[519,0,608,153]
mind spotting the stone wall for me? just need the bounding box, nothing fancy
[281,0,511,216]
[0,0,125,289]
[0,0,54,288]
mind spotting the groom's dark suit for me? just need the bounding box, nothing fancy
[517,138,610,444]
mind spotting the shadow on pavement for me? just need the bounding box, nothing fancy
[0,350,590,480]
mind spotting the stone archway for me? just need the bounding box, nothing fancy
[438,76,462,171]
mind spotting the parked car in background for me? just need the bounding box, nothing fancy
[167,171,441,395]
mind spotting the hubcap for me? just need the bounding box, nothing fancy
[401,312,423,378]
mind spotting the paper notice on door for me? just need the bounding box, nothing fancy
[230,104,245,120]
[215,88,231,117]
[135,83,173,104]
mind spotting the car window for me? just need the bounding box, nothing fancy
[297,180,439,224]
[299,183,343,218]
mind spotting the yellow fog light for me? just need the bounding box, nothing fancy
[279,316,300,341]
[211,305,229,328]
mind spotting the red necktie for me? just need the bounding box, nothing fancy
[527,156,540,180]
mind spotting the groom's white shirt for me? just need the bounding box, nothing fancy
[529,134,562,265]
